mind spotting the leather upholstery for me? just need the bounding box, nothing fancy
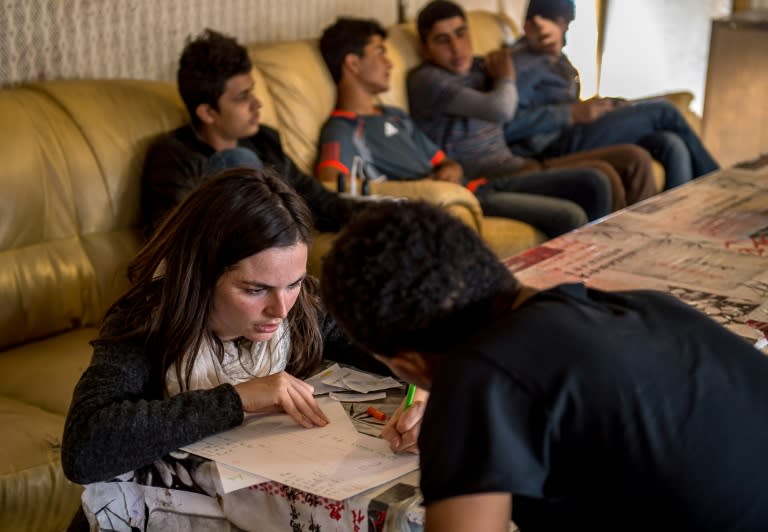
[0,329,97,531]
[0,10,698,530]
[0,80,188,530]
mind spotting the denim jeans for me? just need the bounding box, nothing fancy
[543,100,719,189]
[473,167,612,238]
[636,131,691,189]
[204,147,264,175]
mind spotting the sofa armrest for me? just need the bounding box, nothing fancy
[321,178,484,231]
[370,179,484,232]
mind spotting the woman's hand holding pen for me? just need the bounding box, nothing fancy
[234,371,329,429]
[381,387,429,454]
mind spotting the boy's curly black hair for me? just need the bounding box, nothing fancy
[320,201,519,357]
[177,29,252,127]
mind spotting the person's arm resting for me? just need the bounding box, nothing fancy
[61,339,244,484]
[443,79,519,124]
[503,102,573,142]
[431,158,463,184]
[317,165,345,185]
[261,126,358,232]
[315,123,355,185]
[284,153,359,231]
[425,493,512,532]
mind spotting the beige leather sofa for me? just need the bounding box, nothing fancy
[0,80,186,530]
[0,10,699,531]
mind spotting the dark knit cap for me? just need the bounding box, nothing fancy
[526,0,576,22]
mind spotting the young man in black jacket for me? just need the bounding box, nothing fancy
[141,29,359,237]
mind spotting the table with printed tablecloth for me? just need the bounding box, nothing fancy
[503,167,768,351]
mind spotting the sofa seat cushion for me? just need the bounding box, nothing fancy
[481,216,547,260]
[0,396,82,531]
[0,328,97,417]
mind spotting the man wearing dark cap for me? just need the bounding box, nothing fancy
[505,0,719,190]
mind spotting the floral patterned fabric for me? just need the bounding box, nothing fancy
[81,450,413,531]
[80,394,425,531]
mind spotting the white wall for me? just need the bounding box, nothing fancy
[0,0,399,85]
[599,0,731,114]
[0,0,537,87]
[563,0,600,98]
[0,0,731,117]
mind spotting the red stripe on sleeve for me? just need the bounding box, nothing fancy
[316,160,349,175]
[331,109,357,119]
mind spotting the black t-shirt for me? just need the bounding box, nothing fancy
[419,284,768,531]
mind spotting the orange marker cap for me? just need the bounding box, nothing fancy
[367,406,387,421]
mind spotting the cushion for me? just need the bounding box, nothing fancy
[481,216,547,260]
[0,396,82,531]
[248,40,337,175]
[0,81,186,350]
[0,328,97,416]
[29,80,187,231]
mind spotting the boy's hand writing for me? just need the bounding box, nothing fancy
[381,389,429,454]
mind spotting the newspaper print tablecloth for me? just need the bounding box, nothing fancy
[504,168,768,347]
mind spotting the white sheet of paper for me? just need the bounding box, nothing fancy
[318,363,402,393]
[182,397,418,501]
[215,462,268,493]
[305,363,349,395]
[329,391,386,402]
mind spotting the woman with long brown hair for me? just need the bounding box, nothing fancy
[62,167,346,488]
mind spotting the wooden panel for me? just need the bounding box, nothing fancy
[702,16,768,167]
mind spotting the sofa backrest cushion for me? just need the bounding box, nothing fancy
[248,40,336,175]
[466,10,521,56]
[0,80,186,350]
[251,65,281,133]
[378,22,421,111]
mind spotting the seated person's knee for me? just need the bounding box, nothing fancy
[204,147,264,175]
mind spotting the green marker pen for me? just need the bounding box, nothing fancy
[404,383,417,410]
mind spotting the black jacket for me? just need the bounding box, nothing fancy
[141,124,358,236]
